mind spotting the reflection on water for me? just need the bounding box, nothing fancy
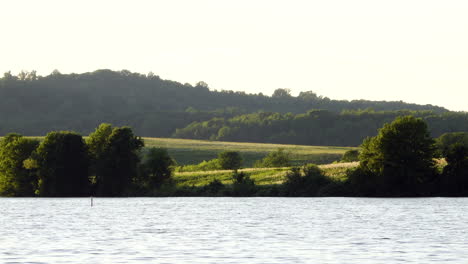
[1,198,468,263]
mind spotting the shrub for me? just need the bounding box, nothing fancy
[282,164,331,196]
[346,167,378,196]
[175,159,221,172]
[202,178,225,196]
[231,171,257,196]
[218,151,242,170]
[341,150,359,162]
[254,148,291,168]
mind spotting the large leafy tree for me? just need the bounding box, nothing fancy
[441,144,468,195]
[138,148,175,189]
[86,123,113,183]
[358,116,437,196]
[0,134,39,196]
[88,124,144,196]
[35,131,90,197]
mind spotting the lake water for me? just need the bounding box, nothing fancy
[1,198,468,263]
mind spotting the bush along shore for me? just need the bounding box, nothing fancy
[1,116,468,197]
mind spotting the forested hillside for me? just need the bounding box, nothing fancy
[0,69,448,138]
[173,110,468,146]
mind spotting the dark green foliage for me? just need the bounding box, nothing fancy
[316,181,350,197]
[0,134,39,196]
[281,167,304,196]
[231,171,257,196]
[255,185,281,197]
[341,150,359,162]
[272,88,292,98]
[255,149,291,168]
[436,132,468,156]
[35,131,90,197]
[86,123,113,165]
[0,70,452,144]
[218,151,242,170]
[441,144,468,196]
[87,124,144,196]
[282,164,331,196]
[358,116,437,196]
[346,167,378,196]
[139,148,175,189]
[202,178,225,196]
[174,109,468,146]
[86,123,113,190]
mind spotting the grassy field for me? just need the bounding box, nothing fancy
[143,137,356,166]
[14,136,355,166]
[173,162,359,187]
[8,136,355,168]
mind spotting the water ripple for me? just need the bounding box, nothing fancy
[1,197,468,263]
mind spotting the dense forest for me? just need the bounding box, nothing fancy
[174,110,468,146]
[0,69,451,142]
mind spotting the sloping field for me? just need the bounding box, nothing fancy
[143,137,356,166]
[10,136,355,166]
[173,162,359,187]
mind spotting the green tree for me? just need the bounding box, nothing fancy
[436,132,468,156]
[218,151,242,170]
[255,148,291,168]
[272,88,292,98]
[86,123,113,185]
[0,134,39,196]
[441,144,468,195]
[35,131,90,197]
[139,148,175,189]
[88,125,144,196]
[358,116,437,196]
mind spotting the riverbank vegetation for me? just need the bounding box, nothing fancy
[1,116,468,197]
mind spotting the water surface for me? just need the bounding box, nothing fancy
[1,198,467,263]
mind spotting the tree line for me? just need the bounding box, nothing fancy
[287,116,468,197]
[0,69,447,138]
[0,124,173,197]
[2,117,468,197]
[173,109,468,146]
[182,116,468,197]
[346,116,468,196]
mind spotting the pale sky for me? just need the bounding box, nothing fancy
[1,0,468,111]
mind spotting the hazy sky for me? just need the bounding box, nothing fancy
[2,0,467,111]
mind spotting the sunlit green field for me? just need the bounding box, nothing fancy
[173,162,359,187]
[143,137,355,166]
[11,136,355,166]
